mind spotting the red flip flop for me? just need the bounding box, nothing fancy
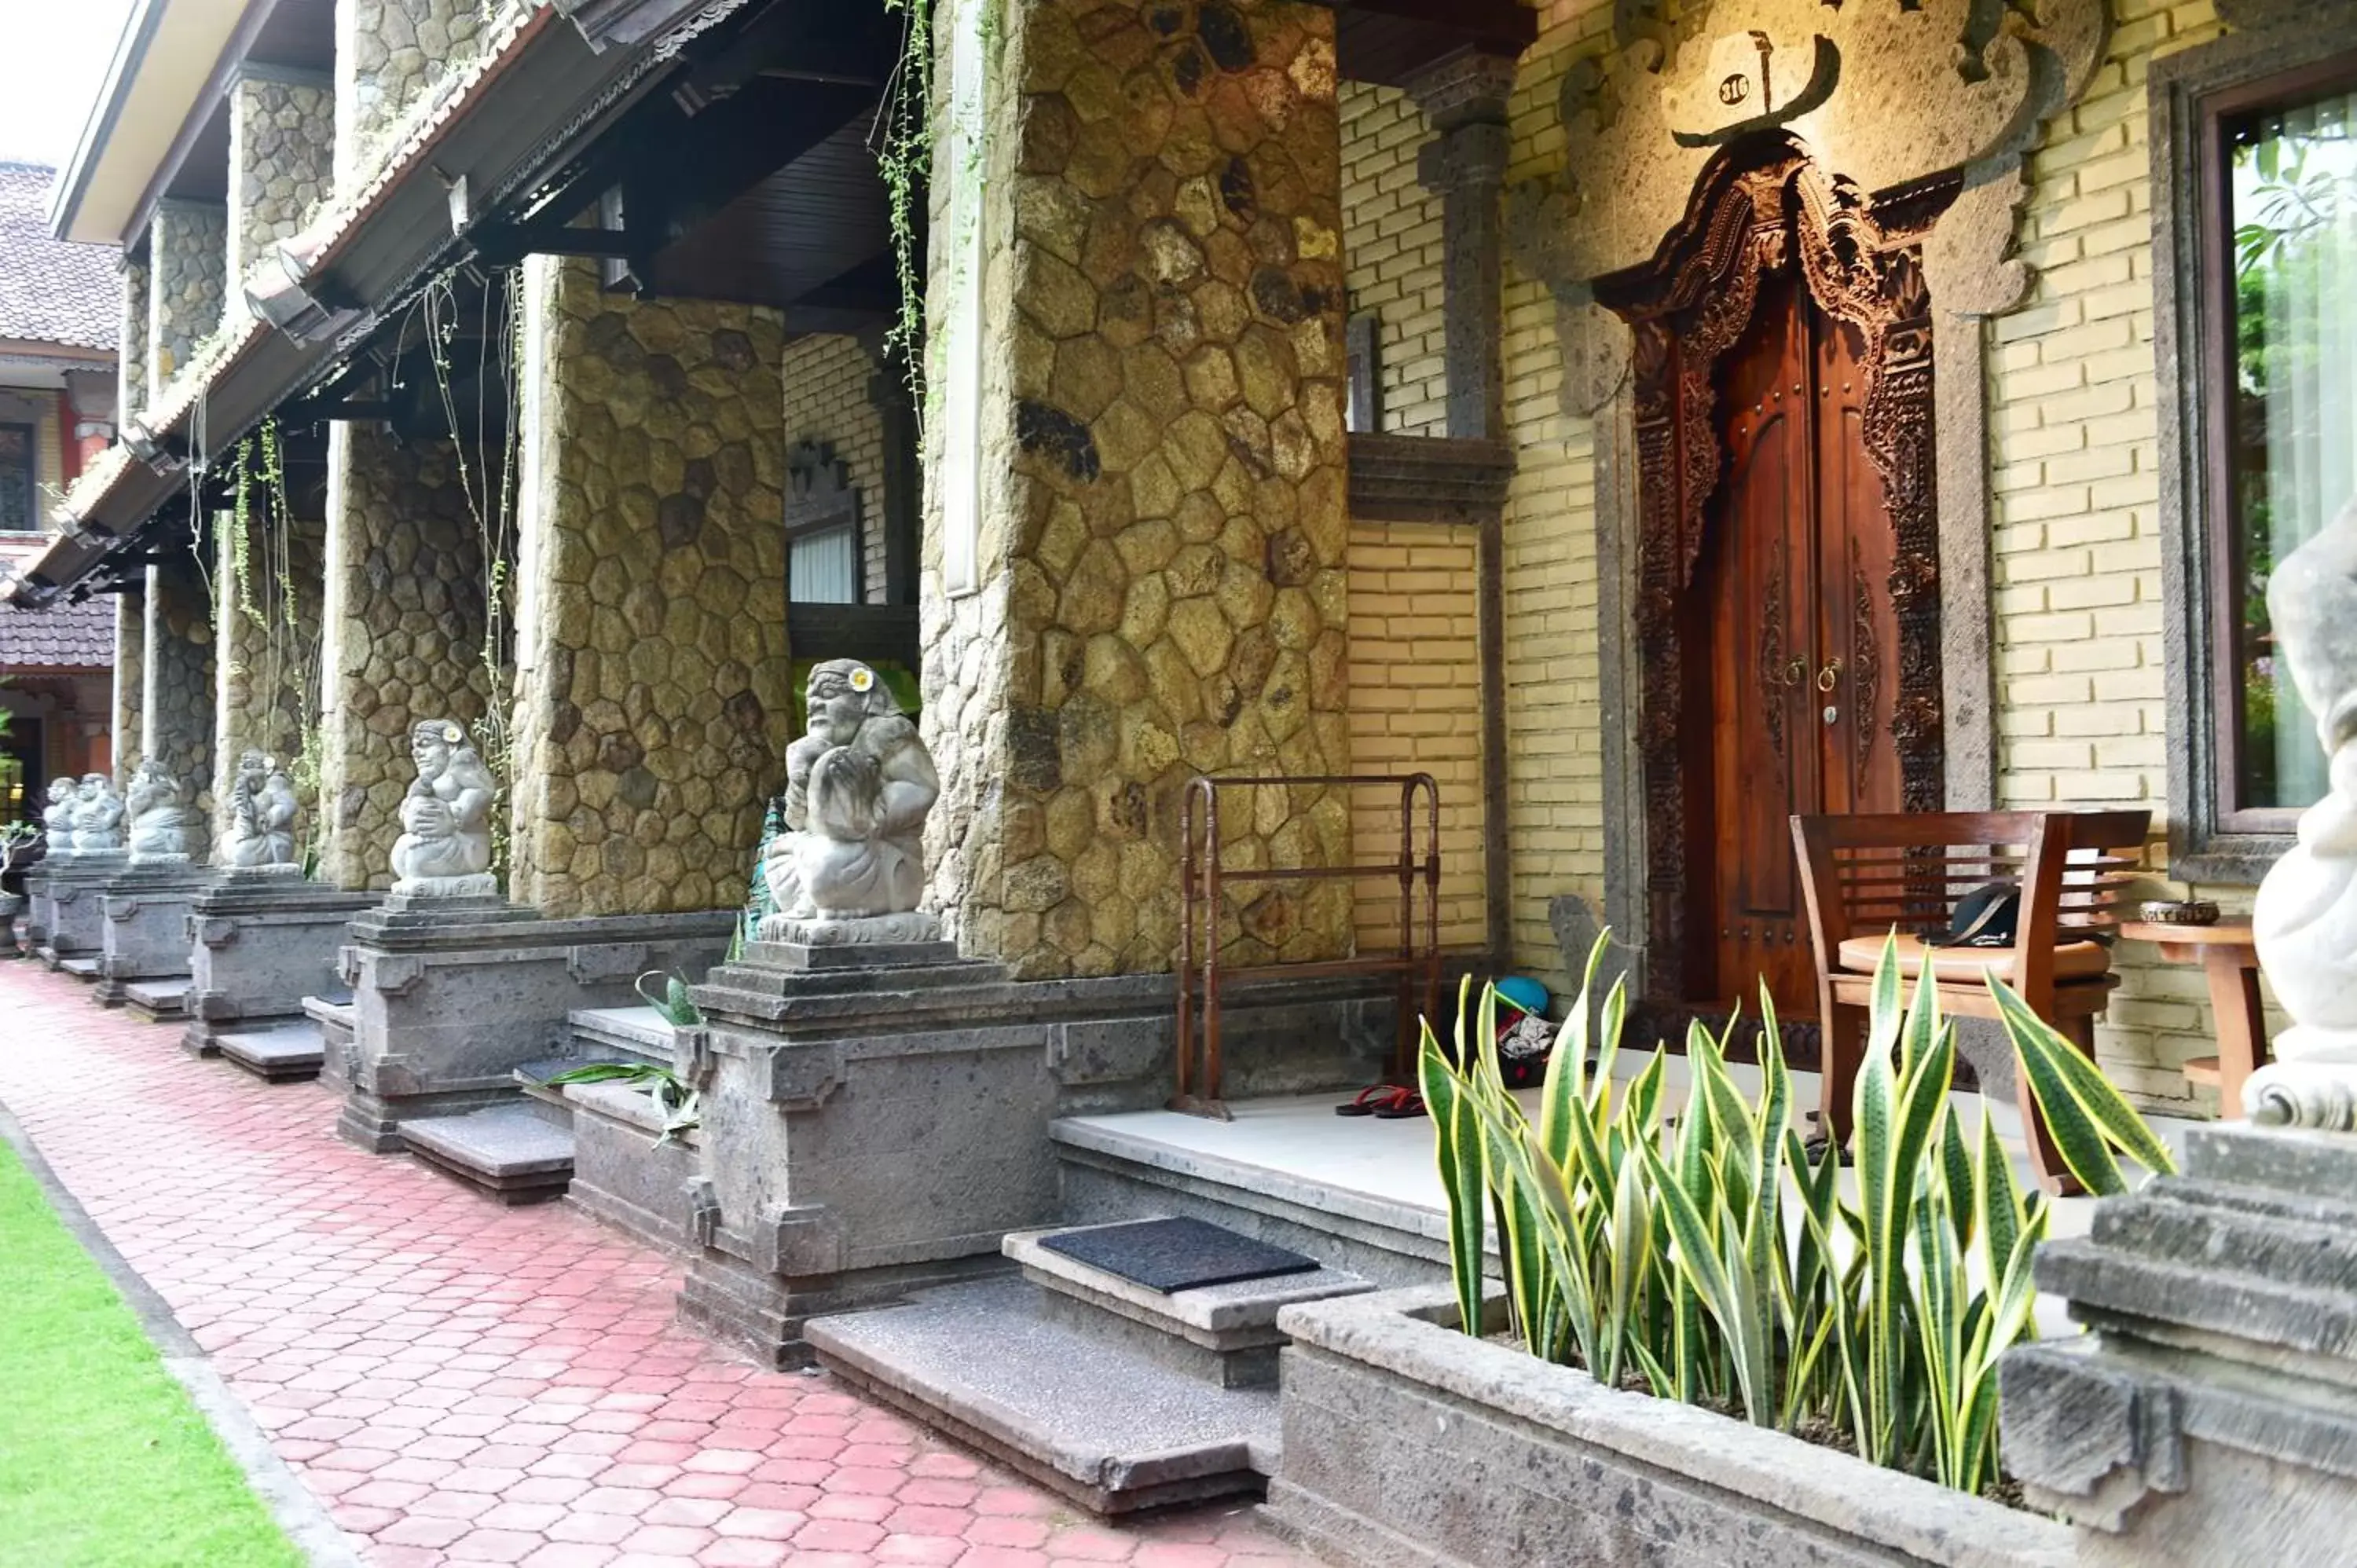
[1372,1090,1428,1119]
[1335,1084,1411,1116]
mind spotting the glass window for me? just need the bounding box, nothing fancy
[788,525,859,604]
[2210,59,2357,826]
[0,423,34,532]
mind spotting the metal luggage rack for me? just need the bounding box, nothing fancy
[1173,772,1441,1119]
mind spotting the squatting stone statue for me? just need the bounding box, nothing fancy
[220,749,299,871]
[760,658,940,944]
[2253,496,2357,1129]
[390,720,497,898]
[41,778,75,852]
[126,759,194,861]
[66,772,125,855]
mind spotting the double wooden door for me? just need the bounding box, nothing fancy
[1684,268,1905,1017]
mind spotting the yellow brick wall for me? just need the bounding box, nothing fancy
[781,333,889,605]
[1340,82,1449,438]
[1347,520,1488,952]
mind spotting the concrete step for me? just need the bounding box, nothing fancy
[123,976,192,1020]
[58,955,100,980]
[217,1020,328,1083]
[1006,1224,1372,1388]
[401,1104,575,1205]
[567,1005,687,1070]
[807,1274,1277,1515]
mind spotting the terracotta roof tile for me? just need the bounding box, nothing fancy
[0,589,113,670]
[0,164,119,352]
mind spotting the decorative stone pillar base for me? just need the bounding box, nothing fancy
[181,871,379,1055]
[2001,1123,2357,1566]
[94,859,214,1003]
[32,852,129,969]
[333,900,735,1152]
[679,950,1397,1367]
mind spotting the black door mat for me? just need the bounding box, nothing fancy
[1039,1217,1322,1294]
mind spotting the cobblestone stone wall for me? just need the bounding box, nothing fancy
[112,590,145,777]
[507,259,792,918]
[922,0,1353,980]
[318,424,493,891]
[212,507,326,856]
[229,70,334,299]
[782,334,889,603]
[119,257,150,419]
[144,562,217,856]
[148,200,228,396]
[335,0,490,191]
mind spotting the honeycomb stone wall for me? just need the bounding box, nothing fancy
[119,257,151,419]
[112,590,145,776]
[148,200,228,394]
[229,69,333,296]
[317,424,493,891]
[212,507,326,855]
[921,0,1354,980]
[145,562,218,856]
[506,259,792,918]
[335,0,490,190]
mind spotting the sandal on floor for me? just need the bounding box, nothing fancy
[1335,1084,1411,1116]
[1372,1090,1428,1119]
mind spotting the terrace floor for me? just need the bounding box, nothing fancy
[0,961,1321,1568]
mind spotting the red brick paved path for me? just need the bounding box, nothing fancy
[0,964,1321,1568]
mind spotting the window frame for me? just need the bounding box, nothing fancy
[2155,25,2357,883]
[0,421,35,533]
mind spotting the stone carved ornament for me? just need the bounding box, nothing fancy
[759,659,941,946]
[64,773,126,855]
[220,749,301,872]
[126,758,195,861]
[41,778,75,852]
[2249,500,2357,1129]
[1505,0,2109,416]
[390,720,498,899]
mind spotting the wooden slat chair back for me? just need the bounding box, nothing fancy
[1791,809,2151,1195]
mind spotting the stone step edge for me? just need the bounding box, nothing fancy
[1003,1226,1373,1350]
[400,1108,577,1179]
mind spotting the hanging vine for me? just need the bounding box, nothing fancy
[224,416,328,874]
[873,0,936,402]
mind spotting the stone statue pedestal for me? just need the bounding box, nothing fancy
[2001,1122,2357,1565]
[331,897,735,1152]
[29,852,128,972]
[181,872,380,1057]
[94,858,215,1007]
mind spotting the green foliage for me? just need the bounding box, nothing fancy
[875,0,936,397]
[225,420,330,871]
[543,1061,700,1145]
[1424,931,2175,1497]
[0,819,38,877]
[634,969,702,1028]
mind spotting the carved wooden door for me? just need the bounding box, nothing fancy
[1692,269,1904,1016]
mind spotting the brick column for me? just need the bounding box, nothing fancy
[119,257,151,421]
[212,504,325,857]
[227,66,334,304]
[148,200,228,395]
[920,0,1353,980]
[143,561,218,857]
[504,259,792,918]
[112,588,145,778]
[335,0,489,192]
[317,425,492,891]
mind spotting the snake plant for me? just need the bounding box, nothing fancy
[1423,930,2173,1496]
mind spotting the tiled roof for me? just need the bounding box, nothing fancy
[0,164,119,352]
[0,588,112,670]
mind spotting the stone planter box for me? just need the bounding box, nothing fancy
[1269,1286,2072,1568]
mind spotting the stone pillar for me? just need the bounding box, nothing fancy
[1406,50,1514,443]
[211,505,324,856]
[147,200,228,395]
[335,0,489,192]
[112,588,145,777]
[227,66,334,302]
[119,256,151,420]
[317,424,491,891]
[142,561,216,858]
[506,258,793,918]
[921,0,1353,980]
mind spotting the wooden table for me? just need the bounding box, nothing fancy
[2117,921,2271,1118]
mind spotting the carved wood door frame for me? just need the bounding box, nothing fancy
[1593,138,1948,1005]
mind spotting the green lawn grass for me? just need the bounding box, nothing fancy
[0,1138,301,1568]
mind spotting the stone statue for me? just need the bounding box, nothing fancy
[2251,498,2357,1129]
[220,749,299,871]
[390,720,497,898]
[126,759,194,861]
[41,778,75,852]
[760,659,940,943]
[65,772,125,855]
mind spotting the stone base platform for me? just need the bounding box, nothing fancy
[123,977,192,1021]
[28,852,127,972]
[400,1102,576,1204]
[182,874,377,1057]
[218,1020,329,1083]
[57,954,100,980]
[95,860,211,1006]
